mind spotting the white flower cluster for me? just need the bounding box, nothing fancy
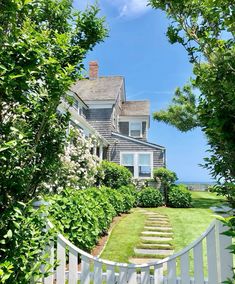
[61,126,100,189]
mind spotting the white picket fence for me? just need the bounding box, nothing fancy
[42,220,233,284]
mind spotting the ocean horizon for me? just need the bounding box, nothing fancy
[177,181,216,184]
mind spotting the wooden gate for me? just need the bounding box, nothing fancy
[42,220,233,284]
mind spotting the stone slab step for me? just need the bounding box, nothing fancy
[145,220,170,227]
[141,231,173,236]
[144,226,172,231]
[134,248,174,255]
[137,243,172,249]
[147,218,169,222]
[141,236,172,242]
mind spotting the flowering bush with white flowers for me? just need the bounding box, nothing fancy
[47,127,100,191]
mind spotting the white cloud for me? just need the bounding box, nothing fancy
[109,0,150,18]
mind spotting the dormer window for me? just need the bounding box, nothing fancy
[130,122,142,137]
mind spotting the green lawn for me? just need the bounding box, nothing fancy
[101,191,225,264]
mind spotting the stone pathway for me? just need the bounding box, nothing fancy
[129,210,174,265]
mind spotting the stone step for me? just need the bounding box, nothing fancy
[141,236,173,242]
[145,222,170,226]
[147,218,169,222]
[144,226,172,232]
[141,231,173,236]
[134,248,174,256]
[137,243,173,250]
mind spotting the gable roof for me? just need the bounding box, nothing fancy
[120,101,150,116]
[71,76,124,102]
[112,132,165,150]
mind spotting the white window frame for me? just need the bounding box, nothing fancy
[129,121,142,138]
[120,151,153,179]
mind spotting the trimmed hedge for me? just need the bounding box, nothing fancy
[138,187,164,208]
[96,161,132,189]
[49,186,136,252]
[168,184,192,208]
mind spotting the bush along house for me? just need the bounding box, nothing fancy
[64,61,166,179]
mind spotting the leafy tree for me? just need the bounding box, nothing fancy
[153,84,199,132]
[153,167,178,203]
[149,0,235,204]
[0,0,108,212]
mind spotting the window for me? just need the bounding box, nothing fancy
[121,152,152,178]
[138,154,151,177]
[121,153,134,175]
[130,122,142,137]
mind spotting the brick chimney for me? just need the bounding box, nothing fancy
[89,61,98,80]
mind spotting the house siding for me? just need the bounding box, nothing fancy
[109,134,165,168]
[86,108,113,140]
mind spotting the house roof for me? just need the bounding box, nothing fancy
[71,76,124,102]
[120,101,150,116]
[112,132,165,150]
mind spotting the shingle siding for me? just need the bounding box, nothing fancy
[86,108,113,140]
[109,134,165,168]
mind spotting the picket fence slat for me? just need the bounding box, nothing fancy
[44,240,54,284]
[180,251,190,284]
[81,255,90,284]
[106,265,115,284]
[56,237,66,284]
[127,267,137,284]
[141,266,150,284]
[119,266,128,283]
[154,264,163,284]
[94,260,102,284]
[193,241,204,284]
[206,227,218,284]
[168,259,176,284]
[68,246,77,284]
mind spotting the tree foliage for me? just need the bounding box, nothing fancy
[0,0,108,212]
[153,167,178,203]
[153,84,199,132]
[149,0,235,188]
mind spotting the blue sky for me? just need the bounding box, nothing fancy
[74,0,212,182]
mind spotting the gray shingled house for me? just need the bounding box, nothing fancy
[71,61,166,179]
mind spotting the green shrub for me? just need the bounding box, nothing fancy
[168,184,192,208]
[98,187,125,215]
[49,186,135,252]
[0,203,54,283]
[96,161,132,189]
[117,185,137,212]
[138,187,164,208]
